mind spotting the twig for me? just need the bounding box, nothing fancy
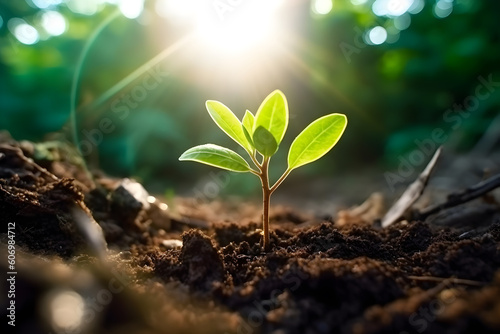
[407,275,484,287]
[415,173,500,220]
[381,147,442,228]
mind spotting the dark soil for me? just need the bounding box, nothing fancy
[1,136,500,334]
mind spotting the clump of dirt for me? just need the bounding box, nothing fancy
[153,229,225,291]
[0,143,90,257]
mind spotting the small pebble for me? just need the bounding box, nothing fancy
[119,251,132,260]
[162,239,183,249]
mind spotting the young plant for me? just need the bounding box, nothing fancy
[179,90,347,250]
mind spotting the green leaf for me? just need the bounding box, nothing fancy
[253,126,278,157]
[179,144,253,173]
[287,114,347,170]
[206,101,253,152]
[242,110,255,147]
[253,90,288,146]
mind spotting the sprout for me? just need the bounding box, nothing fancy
[180,90,347,250]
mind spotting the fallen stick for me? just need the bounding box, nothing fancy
[381,147,442,228]
[415,173,500,220]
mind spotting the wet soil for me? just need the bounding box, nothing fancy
[1,137,500,334]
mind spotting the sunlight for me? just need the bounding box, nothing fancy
[195,0,284,54]
[154,0,285,56]
[281,37,375,127]
[119,0,144,19]
[155,0,200,22]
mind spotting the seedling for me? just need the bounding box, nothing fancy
[179,90,347,250]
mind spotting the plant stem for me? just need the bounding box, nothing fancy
[270,168,292,194]
[251,156,290,251]
[260,157,271,250]
[248,150,262,169]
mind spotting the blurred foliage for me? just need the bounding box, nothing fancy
[1,0,499,195]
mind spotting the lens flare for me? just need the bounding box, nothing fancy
[119,0,144,19]
[195,0,283,54]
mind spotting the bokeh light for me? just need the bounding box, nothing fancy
[385,26,400,43]
[393,13,411,30]
[31,0,63,9]
[41,11,67,36]
[49,290,85,333]
[369,26,387,45]
[119,0,144,19]
[8,18,40,45]
[408,0,425,14]
[312,0,333,15]
[434,0,453,18]
[372,0,414,17]
[351,0,368,5]
[0,15,3,29]
[66,0,99,16]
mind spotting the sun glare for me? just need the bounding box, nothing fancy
[119,0,144,19]
[197,0,283,54]
[157,0,284,54]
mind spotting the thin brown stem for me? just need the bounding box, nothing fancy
[249,169,260,177]
[248,150,262,171]
[251,156,292,251]
[270,168,292,194]
[261,157,271,251]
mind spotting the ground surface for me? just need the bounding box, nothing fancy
[1,135,500,334]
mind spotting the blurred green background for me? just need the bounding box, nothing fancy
[1,0,499,197]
